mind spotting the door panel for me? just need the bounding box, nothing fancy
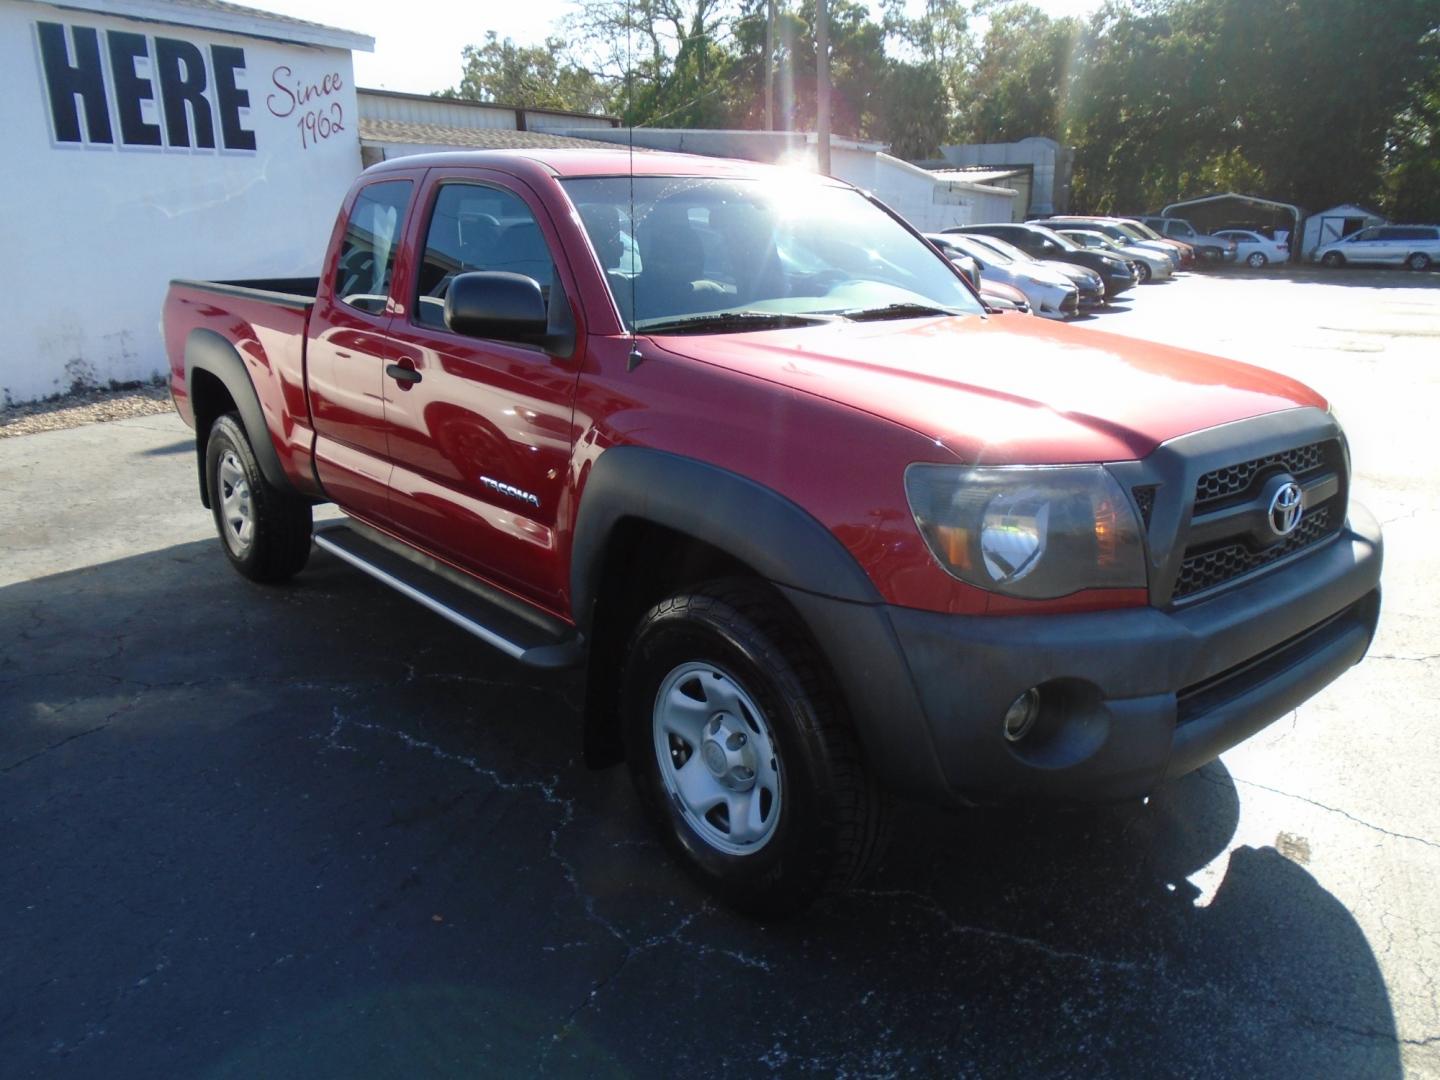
[381,176,583,612]
[308,178,414,522]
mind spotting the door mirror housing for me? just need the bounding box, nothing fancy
[444,272,549,343]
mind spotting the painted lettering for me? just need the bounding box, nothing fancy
[36,22,113,144]
[35,21,256,152]
[267,65,344,119]
[210,45,256,152]
[155,38,215,149]
[107,31,162,146]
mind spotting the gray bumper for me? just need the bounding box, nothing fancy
[783,504,1383,806]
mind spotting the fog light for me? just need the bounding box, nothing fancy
[1003,688,1042,742]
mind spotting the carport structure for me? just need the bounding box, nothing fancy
[1161,192,1304,261]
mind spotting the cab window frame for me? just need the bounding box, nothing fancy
[332,178,414,316]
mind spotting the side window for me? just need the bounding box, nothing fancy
[1376,227,1404,241]
[333,180,412,315]
[415,183,557,330]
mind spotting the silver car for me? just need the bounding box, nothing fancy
[1313,225,1440,271]
[1055,229,1173,282]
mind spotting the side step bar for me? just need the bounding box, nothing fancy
[313,522,583,669]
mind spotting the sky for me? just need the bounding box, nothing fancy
[255,0,1102,96]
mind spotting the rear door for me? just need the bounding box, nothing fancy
[380,170,585,614]
[308,176,415,522]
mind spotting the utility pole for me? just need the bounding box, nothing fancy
[816,0,831,173]
[765,0,776,131]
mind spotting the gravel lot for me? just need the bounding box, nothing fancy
[0,383,171,439]
[2,266,1437,1078]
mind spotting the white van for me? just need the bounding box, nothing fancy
[1313,225,1440,271]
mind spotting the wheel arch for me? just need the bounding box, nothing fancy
[185,329,297,507]
[571,448,882,768]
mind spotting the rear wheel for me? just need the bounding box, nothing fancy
[621,580,888,917]
[1407,252,1432,272]
[1247,251,1268,268]
[206,413,312,583]
[1322,251,1345,268]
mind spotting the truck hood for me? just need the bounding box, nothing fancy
[649,313,1325,464]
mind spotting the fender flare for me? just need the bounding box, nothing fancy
[185,328,298,506]
[570,446,882,628]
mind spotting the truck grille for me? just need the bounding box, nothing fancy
[1174,507,1334,599]
[1170,437,1346,603]
[1194,440,1332,510]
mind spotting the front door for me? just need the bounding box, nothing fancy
[380,173,583,616]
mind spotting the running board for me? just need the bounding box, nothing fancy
[313,522,582,669]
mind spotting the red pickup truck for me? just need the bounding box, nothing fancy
[164,149,1382,915]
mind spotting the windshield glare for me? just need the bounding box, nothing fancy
[562,176,984,331]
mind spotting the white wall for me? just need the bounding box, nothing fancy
[0,1,363,403]
[828,150,1015,232]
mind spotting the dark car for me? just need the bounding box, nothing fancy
[950,223,1137,299]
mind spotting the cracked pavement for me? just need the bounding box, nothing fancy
[2,268,1438,1077]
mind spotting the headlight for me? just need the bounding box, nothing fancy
[904,464,1148,599]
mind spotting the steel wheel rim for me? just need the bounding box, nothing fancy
[652,661,782,856]
[218,450,255,556]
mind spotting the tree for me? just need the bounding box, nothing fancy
[440,32,612,114]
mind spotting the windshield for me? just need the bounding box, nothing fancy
[562,176,984,331]
[1029,224,1081,252]
[946,234,1012,266]
[1124,220,1165,241]
[965,233,1036,265]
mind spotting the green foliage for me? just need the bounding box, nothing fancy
[440,32,612,114]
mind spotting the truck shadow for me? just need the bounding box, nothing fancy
[0,542,1402,1078]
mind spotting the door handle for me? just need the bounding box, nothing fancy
[386,363,422,386]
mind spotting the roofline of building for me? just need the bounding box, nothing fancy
[25,0,375,51]
[358,87,620,125]
[1161,191,1303,219]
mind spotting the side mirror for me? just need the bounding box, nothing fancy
[445,272,548,343]
[952,255,981,289]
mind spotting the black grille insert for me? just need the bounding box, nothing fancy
[1194,440,1336,511]
[1174,506,1335,599]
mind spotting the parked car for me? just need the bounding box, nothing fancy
[1114,218,1197,269]
[977,279,1032,313]
[956,232,1107,310]
[1054,228,1173,283]
[928,232,1078,318]
[1312,225,1440,271]
[163,149,1383,916]
[1136,216,1238,263]
[952,223,1137,298]
[1031,217,1181,271]
[1212,229,1290,268]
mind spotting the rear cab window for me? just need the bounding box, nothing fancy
[333,180,413,315]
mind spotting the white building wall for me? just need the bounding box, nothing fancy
[1,0,364,403]
[827,150,1014,232]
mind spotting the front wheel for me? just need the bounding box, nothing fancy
[1135,262,1152,283]
[206,414,312,583]
[1322,251,1345,268]
[621,581,888,917]
[1407,252,1432,272]
[1247,252,1268,267]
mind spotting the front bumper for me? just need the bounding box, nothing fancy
[781,505,1382,807]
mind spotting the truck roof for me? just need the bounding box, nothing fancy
[362,147,850,185]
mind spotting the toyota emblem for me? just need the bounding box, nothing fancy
[1268,480,1304,537]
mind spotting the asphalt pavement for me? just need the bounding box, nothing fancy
[2,267,1437,1077]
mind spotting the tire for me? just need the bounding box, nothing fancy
[620,579,888,917]
[1135,262,1151,283]
[1322,251,1345,268]
[1407,252,1432,272]
[205,413,313,583]
[1247,252,1268,268]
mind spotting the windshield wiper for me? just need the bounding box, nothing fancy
[636,311,832,334]
[834,302,962,321]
